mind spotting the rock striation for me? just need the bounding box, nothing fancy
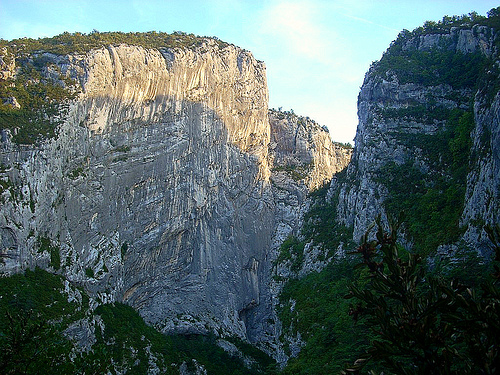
[0,37,350,347]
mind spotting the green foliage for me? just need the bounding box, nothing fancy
[168,333,276,375]
[121,241,129,258]
[0,310,75,375]
[379,104,454,125]
[114,145,131,153]
[225,336,278,373]
[278,260,377,374]
[0,268,83,374]
[376,161,464,254]
[1,30,226,145]
[485,7,500,35]
[0,268,83,326]
[336,142,353,149]
[0,177,14,203]
[94,303,172,373]
[29,197,35,213]
[277,183,359,373]
[345,218,500,374]
[378,7,500,58]
[95,302,277,374]
[370,7,500,90]
[0,268,276,374]
[275,235,305,272]
[67,166,85,180]
[476,55,500,107]
[302,186,355,258]
[0,60,77,144]
[274,180,354,275]
[2,30,227,56]
[277,8,499,375]
[37,235,61,270]
[370,2,482,256]
[375,109,474,255]
[374,46,488,88]
[84,267,94,278]
[272,163,312,181]
[428,244,491,287]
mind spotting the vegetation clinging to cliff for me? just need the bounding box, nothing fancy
[364,7,500,255]
[370,7,500,87]
[373,49,488,88]
[0,53,78,144]
[276,180,367,373]
[0,31,232,144]
[0,30,229,55]
[383,7,500,50]
[0,268,276,374]
[276,7,500,374]
[375,109,474,255]
[411,7,500,36]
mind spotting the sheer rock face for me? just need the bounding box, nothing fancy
[334,25,499,249]
[268,111,351,191]
[62,42,271,177]
[462,92,500,250]
[0,41,350,344]
[335,78,467,242]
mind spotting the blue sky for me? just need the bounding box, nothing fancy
[0,0,498,143]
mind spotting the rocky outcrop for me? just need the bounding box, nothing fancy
[334,23,500,251]
[0,37,350,348]
[269,110,351,191]
[0,47,15,80]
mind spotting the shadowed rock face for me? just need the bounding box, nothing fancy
[69,98,273,337]
[0,40,350,344]
[333,25,499,251]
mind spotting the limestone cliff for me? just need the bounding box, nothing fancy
[0,34,350,348]
[333,22,500,253]
[269,110,351,191]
